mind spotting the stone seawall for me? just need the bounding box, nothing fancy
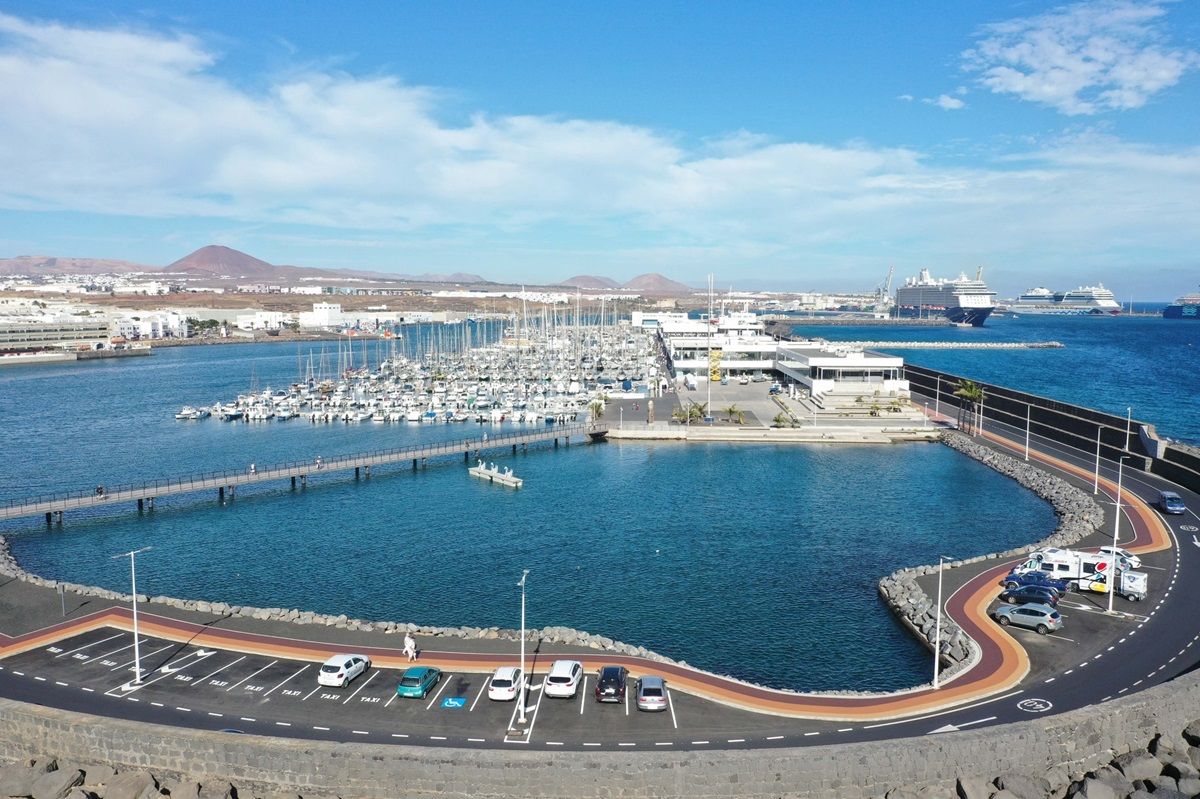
[877,430,1105,678]
[4,670,1200,799]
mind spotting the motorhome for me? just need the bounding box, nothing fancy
[1017,547,1147,599]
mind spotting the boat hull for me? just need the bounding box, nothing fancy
[1163,303,1200,319]
[895,305,994,327]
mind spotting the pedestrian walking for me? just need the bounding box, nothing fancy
[403,633,417,662]
[248,463,256,475]
[315,455,323,469]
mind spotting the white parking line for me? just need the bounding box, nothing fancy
[110,643,173,672]
[469,679,489,711]
[424,673,452,711]
[263,664,308,698]
[83,638,149,665]
[55,632,124,658]
[667,689,678,729]
[302,682,325,702]
[384,689,399,708]
[192,656,245,688]
[342,671,379,705]
[579,676,587,715]
[226,660,277,692]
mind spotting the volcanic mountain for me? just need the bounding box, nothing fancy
[164,245,279,279]
[560,275,622,289]
[622,273,694,294]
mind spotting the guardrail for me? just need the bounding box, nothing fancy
[2,423,607,521]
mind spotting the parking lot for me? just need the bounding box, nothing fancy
[0,627,812,749]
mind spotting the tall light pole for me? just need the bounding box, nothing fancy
[1024,403,1032,461]
[517,569,529,725]
[1125,406,1133,452]
[934,376,941,419]
[933,554,953,689]
[113,546,151,683]
[1108,458,1130,614]
[1093,425,1102,495]
[619,406,623,431]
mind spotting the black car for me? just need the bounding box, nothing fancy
[1001,569,1070,596]
[593,666,628,703]
[999,584,1059,607]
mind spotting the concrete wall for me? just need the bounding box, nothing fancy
[1,667,1198,799]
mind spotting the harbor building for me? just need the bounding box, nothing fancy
[775,343,908,401]
[0,321,112,357]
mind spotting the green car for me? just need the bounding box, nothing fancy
[395,666,442,699]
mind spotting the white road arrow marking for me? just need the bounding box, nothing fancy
[929,723,959,734]
[929,716,996,735]
[159,649,215,674]
[1191,534,1199,549]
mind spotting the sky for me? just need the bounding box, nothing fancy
[1,1,1198,297]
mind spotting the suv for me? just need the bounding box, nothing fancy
[1001,569,1070,595]
[991,603,1063,635]
[1158,491,1187,515]
[543,660,583,698]
[594,666,628,703]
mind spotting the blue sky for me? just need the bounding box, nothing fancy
[1,1,1198,297]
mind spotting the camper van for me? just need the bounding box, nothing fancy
[1017,548,1146,599]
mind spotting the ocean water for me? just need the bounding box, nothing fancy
[0,331,1059,691]
[789,314,1200,445]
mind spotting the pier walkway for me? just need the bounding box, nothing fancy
[1,423,606,523]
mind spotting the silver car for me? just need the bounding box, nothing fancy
[991,602,1062,635]
[636,675,668,712]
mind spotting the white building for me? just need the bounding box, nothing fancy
[775,343,908,400]
[235,311,292,331]
[298,302,344,329]
[113,311,189,340]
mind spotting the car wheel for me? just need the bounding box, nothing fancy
[421,689,428,699]
[1036,624,1048,635]
[1005,581,1019,590]
[997,615,1010,626]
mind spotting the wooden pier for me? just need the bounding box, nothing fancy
[2,423,607,523]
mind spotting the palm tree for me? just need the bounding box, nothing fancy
[587,398,605,421]
[722,403,740,423]
[952,379,984,435]
[688,401,708,423]
[670,406,691,424]
[772,412,792,428]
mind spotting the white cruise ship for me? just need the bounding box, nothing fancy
[894,268,996,326]
[1009,285,1121,316]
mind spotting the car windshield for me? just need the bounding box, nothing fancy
[491,678,512,688]
[400,676,422,687]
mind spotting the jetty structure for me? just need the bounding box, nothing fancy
[1,424,601,524]
[468,459,524,488]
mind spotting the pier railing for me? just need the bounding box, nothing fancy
[1,423,606,521]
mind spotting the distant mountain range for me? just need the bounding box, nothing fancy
[0,245,487,285]
[559,273,693,294]
[0,245,696,293]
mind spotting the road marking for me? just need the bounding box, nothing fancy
[655,742,675,746]
[313,725,329,731]
[302,682,324,702]
[691,740,710,745]
[1118,688,1128,694]
[240,717,256,722]
[352,730,369,736]
[837,728,853,733]
[175,707,191,712]
[151,702,163,707]
[34,676,46,682]
[579,676,587,715]
[110,643,173,672]
[81,687,93,693]
[1064,669,1074,675]
[618,742,636,747]
[82,638,149,665]
[54,681,68,686]
[1134,680,1143,686]
[13,671,26,675]
[193,656,245,688]
[804,732,819,737]
[468,738,486,743]
[275,721,291,727]
[55,632,123,658]
[469,679,489,711]
[625,685,629,716]
[391,733,408,739]
[424,674,451,711]
[263,664,308,698]
[727,738,745,743]
[208,712,222,717]
[667,689,679,730]
[226,660,277,692]
[863,689,1025,730]
[108,648,216,695]
[767,735,785,740]
[384,690,399,708]
[430,736,447,741]
[342,671,378,705]
[582,742,601,747]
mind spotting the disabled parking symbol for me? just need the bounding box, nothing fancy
[441,697,467,709]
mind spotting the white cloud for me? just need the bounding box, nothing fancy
[962,0,1200,115]
[896,94,915,102]
[923,94,967,110]
[0,12,1197,286]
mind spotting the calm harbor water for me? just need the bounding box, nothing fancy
[790,314,1200,446]
[8,316,1179,690]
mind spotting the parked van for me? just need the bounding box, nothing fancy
[1017,548,1133,593]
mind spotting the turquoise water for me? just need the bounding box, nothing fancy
[790,314,1200,445]
[1,337,1056,691]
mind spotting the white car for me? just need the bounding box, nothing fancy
[317,654,371,687]
[1097,546,1142,570]
[487,666,524,701]
[543,660,583,698]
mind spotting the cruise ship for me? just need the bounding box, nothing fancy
[894,268,996,326]
[1009,285,1121,316]
[1163,287,1200,320]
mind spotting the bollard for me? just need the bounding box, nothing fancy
[365,465,370,479]
[45,512,52,525]
[137,498,144,513]
[291,476,296,489]
[218,487,224,502]
[355,466,360,479]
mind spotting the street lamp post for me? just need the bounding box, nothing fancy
[1024,403,1032,461]
[934,376,941,420]
[1126,406,1133,452]
[1108,458,1130,614]
[1093,425,1102,495]
[933,554,953,689]
[619,406,623,431]
[113,546,152,683]
[517,569,529,725]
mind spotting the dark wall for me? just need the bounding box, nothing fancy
[904,364,1200,494]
